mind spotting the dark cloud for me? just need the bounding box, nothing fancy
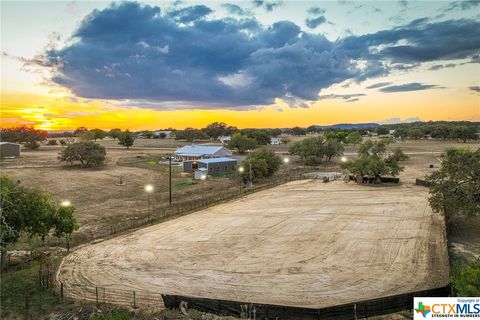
[305,16,327,28]
[443,0,480,12]
[38,2,480,109]
[305,6,327,28]
[366,82,391,89]
[469,86,480,93]
[318,93,366,100]
[339,18,480,64]
[379,83,442,93]
[429,63,456,70]
[307,7,325,15]
[222,3,249,16]
[252,0,281,12]
[168,5,212,23]
[345,98,360,103]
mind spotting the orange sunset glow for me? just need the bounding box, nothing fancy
[1,1,479,130]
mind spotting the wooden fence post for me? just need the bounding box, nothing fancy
[25,294,29,317]
[96,286,99,305]
[60,282,64,300]
[133,290,137,308]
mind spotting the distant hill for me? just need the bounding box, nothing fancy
[315,123,380,129]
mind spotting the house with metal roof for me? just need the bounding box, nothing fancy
[174,145,232,161]
[183,157,238,174]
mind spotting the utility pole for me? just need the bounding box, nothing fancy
[169,156,172,204]
[249,159,252,189]
[147,191,150,222]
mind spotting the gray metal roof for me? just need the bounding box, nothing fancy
[174,145,229,156]
[198,157,237,164]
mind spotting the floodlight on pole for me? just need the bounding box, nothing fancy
[238,166,245,173]
[283,157,290,164]
[200,174,207,204]
[341,156,348,163]
[60,200,71,207]
[144,184,154,222]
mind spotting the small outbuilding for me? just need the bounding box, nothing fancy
[270,137,281,145]
[183,157,238,174]
[0,142,21,158]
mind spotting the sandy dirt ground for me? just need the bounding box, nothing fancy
[57,179,449,308]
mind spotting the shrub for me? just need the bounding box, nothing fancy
[305,155,321,166]
[451,259,480,296]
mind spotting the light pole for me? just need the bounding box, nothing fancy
[144,184,154,222]
[200,174,206,205]
[248,159,252,189]
[238,166,245,191]
[60,200,72,251]
[168,155,172,204]
[283,157,290,181]
[340,156,348,181]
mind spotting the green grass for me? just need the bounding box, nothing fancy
[145,160,158,165]
[0,256,73,319]
[173,179,196,190]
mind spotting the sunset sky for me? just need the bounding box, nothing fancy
[1,0,479,131]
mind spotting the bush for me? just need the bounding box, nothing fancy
[58,141,106,167]
[451,259,480,296]
[24,141,40,149]
[47,139,58,145]
[240,148,281,183]
[305,155,321,166]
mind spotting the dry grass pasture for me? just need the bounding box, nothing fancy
[57,179,449,308]
[2,139,478,309]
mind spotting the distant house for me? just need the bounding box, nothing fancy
[218,136,231,144]
[0,142,21,158]
[154,130,172,139]
[174,145,233,161]
[389,129,396,135]
[270,137,281,145]
[184,157,238,174]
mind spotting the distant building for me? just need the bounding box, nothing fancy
[0,142,21,158]
[270,137,281,145]
[174,145,232,161]
[154,130,172,138]
[389,129,396,135]
[218,136,231,144]
[194,167,208,180]
[184,157,238,174]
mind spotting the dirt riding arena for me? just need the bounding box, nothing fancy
[57,179,449,309]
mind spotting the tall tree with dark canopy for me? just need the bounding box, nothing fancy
[426,148,480,222]
[58,141,106,167]
[117,130,136,149]
[0,176,78,258]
